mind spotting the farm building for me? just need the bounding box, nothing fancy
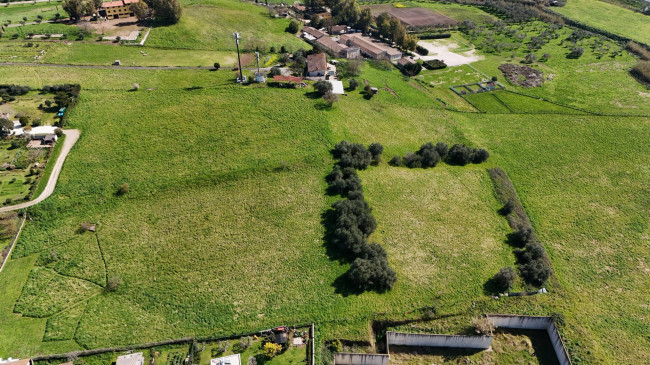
[329,25,349,34]
[100,0,139,19]
[395,57,415,70]
[339,34,402,61]
[301,26,327,41]
[210,354,241,365]
[306,53,328,77]
[115,352,145,365]
[315,36,360,59]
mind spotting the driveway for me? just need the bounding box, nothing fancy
[0,129,80,212]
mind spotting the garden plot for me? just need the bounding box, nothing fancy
[416,40,483,66]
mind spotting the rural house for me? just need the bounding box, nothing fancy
[306,53,327,77]
[315,36,360,59]
[301,26,328,42]
[100,0,139,19]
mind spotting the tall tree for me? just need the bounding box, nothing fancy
[150,0,182,24]
[376,12,391,38]
[131,1,150,21]
[356,8,373,33]
[62,0,84,21]
[333,0,360,25]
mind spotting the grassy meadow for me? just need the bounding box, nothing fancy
[0,0,648,363]
[554,0,650,45]
[0,2,65,24]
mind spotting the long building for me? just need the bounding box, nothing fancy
[339,34,402,61]
[100,0,139,19]
[315,36,360,59]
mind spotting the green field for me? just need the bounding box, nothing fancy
[554,0,650,45]
[0,2,66,24]
[0,0,649,363]
[146,0,308,52]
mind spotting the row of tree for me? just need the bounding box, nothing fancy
[389,142,489,168]
[326,141,396,292]
[62,0,181,24]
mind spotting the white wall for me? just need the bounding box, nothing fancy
[386,331,492,349]
[333,353,389,365]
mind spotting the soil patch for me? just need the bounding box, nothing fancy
[499,63,544,88]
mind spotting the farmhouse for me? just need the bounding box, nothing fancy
[306,53,328,77]
[100,0,139,19]
[315,36,360,59]
[210,354,241,365]
[115,352,145,365]
[340,34,402,61]
[301,26,327,41]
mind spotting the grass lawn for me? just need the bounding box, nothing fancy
[146,0,308,52]
[0,2,66,24]
[554,0,650,45]
[398,1,498,24]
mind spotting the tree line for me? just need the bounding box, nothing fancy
[62,0,181,24]
[325,141,396,292]
[389,142,489,168]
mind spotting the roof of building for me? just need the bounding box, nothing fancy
[0,360,30,365]
[102,0,138,7]
[340,34,402,58]
[330,25,347,33]
[396,57,414,66]
[306,53,327,73]
[292,4,306,11]
[316,36,348,54]
[273,75,303,83]
[116,352,145,365]
[301,26,327,39]
[210,354,241,365]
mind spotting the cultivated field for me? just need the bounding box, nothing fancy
[367,4,457,27]
[554,0,650,45]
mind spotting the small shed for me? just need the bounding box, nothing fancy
[370,87,378,94]
[43,134,57,145]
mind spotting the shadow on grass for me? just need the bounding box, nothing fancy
[304,91,321,99]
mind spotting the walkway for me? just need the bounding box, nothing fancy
[0,129,80,212]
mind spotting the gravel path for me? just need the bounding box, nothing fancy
[0,129,80,213]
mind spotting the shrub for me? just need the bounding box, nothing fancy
[510,224,533,247]
[472,148,489,163]
[403,152,422,168]
[247,356,257,365]
[150,0,182,24]
[388,155,403,167]
[516,241,546,264]
[402,62,422,77]
[499,200,514,215]
[269,66,282,77]
[472,317,494,335]
[349,78,359,90]
[368,142,383,163]
[632,61,650,83]
[524,53,537,64]
[263,342,282,358]
[287,20,300,34]
[326,165,362,196]
[322,91,339,106]
[434,142,448,159]
[417,142,441,168]
[333,141,372,169]
[519,259,552,287]
[117,182,130,196]
[213,62,220,70]
[568,46,584,59]
[493,267,516,292]
[313,80,332,96]
[415,44,429,55]
[332,199,376,238]
[347,255,397,292]
[106,276,122,292]
[328,339,342,353]
[422,59,447,70]
[447,144,471,165]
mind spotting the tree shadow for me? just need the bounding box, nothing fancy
[314,102,332,110]
[184,86,204,91]
[483,277,502,296]
[304,91,321,99]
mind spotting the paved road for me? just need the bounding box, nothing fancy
[0,129,80,213]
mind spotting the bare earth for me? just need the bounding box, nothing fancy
[415,40,483,66]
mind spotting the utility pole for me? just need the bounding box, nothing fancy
[232,32,244,83]
[255,51,260,77]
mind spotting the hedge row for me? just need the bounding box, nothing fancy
[488,167,553,289]
[389,142,489,168]
[327,141,397,292]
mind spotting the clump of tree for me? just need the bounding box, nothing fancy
[401,62,423,77]
[492,266,516,292]
[332,140,374,169]
[287,20,301,34]
[376,12,418,51]
[143,0,182,24]
[390,142,487,168]
[314,80,332,96]
[567,46,584,59]
[631,61,650,84]
[326,141,396,292]
[422,59,447,70]
[0,84,31,97]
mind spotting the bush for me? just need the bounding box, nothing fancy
[388,155,403,167]
[510,224,533,247]
[447,144,471,165]
[287,20,300,34]
[326,165,362,196]
[117,182,130,196]
[499,200,514,215]
[347,255,397,292]
[368,142,383,163]
[516,241,546,264]
[435,142,448,159]
[269,66,282,77]
[213,62,220,70]
[472,148,489,163]
[493,267,516,292]
[349,78,359,90]
[568,46,584,59]
[472,317,494,335]
[263,342,282,358]
[332,199,376,238]
[403,152,422,168]
[524,53,537,64]
[322,91,339,106]
[519,259,552,287]
[417,143,441,168]
[415,45,429,55]
[422,59,447,70]
[632,61,650,83]
[333,140,372,169]
[106,276,122,292]
[401,62,423,77]
[313,80,332,96]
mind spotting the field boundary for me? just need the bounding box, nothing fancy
[31,323,316,363]
[0,213,26,274]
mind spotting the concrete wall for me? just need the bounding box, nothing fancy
[487,315,571,365]
[333,353,389,365]
[386,331,492,349]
